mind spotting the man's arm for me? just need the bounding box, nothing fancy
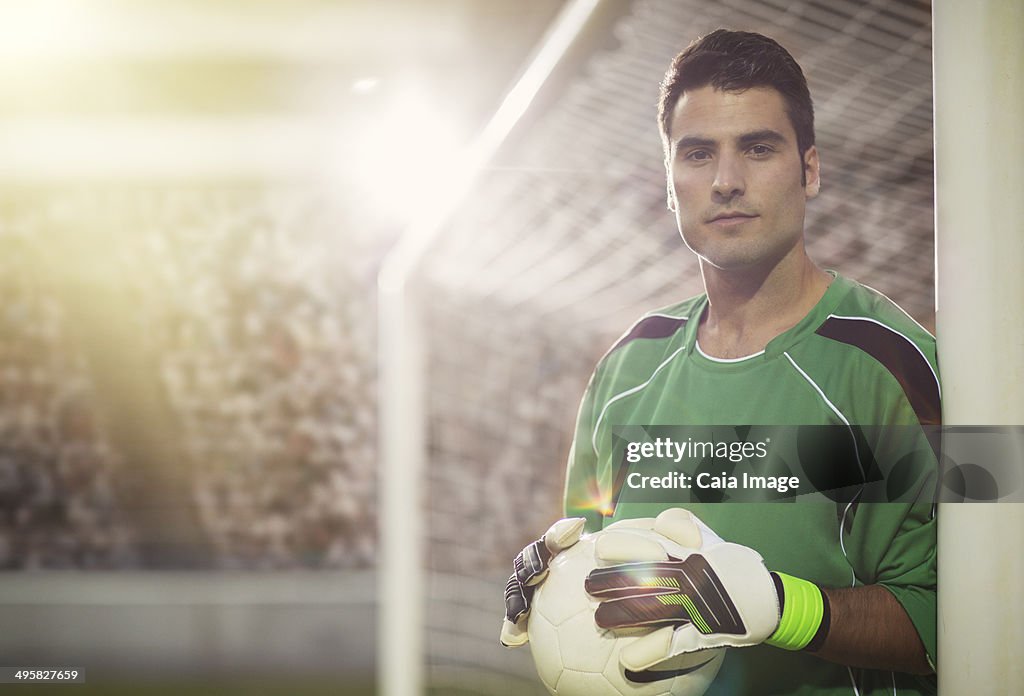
[817,585,932,675]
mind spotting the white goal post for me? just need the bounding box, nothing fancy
[378,3,601,694]
[934,1,1024,693]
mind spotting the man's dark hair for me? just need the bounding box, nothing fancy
[658,30,815,160]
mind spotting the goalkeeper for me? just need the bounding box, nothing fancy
[502,30,939,696]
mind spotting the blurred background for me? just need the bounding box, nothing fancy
[0,0,933,694]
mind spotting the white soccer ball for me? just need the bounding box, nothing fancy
[527,526,725,696]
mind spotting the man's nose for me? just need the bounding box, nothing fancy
[711,155,746,200]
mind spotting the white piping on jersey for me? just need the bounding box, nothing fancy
[846,666,862,696]
[839,499,857,588]
[841,665,895,696]
[591,344,687,455]
[828,313,942,398]
[695,340,765,363]
[782,351,865,481]
[858,281,936,340]
[644,312,688,319]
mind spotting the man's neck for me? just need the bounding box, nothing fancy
[697,248,831,359]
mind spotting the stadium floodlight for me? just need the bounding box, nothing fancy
[344,87,467,228]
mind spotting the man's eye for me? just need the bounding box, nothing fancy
[686,150,711,161]
[749,144,773,156]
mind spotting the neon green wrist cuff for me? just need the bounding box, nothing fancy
[765,572,825,651]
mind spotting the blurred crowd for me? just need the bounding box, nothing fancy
[0,219,138,568]
[0,191,377,569]
[0,190,600,574]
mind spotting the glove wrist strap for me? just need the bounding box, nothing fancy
[765,572,830,651]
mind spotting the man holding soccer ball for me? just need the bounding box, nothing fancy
[502,30,938,696]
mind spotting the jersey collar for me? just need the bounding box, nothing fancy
[681,271,854,363]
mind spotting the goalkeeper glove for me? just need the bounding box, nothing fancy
[586,508,830,672]
[500,517,586,647]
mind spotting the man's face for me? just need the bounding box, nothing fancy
[666,85,819,272]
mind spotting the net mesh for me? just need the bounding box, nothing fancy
[414,0,934,691]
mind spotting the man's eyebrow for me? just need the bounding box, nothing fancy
[737,129,787,146]
[674,135,716,151]
[674,130,788,152]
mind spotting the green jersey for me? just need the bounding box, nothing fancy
[564,273,939,696]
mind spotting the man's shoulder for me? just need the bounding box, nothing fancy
[831,277,934,341]
[808,276,941,425]
[601,295,704,360]
[820,276,937,361]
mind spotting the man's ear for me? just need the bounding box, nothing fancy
[664,159,677,212]
[803,146,820,199]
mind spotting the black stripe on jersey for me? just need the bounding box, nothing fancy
[608,315,688,356]
[815,317,941,427]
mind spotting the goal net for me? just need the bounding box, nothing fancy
[382,0,936,693]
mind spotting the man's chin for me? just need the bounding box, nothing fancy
[696,251,798,282]
[694,239,802,276]
[698,253,768,272]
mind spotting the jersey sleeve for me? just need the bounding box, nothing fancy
[812,288,941,669]
[846,500,937,668]
[850,436,938,666]
[846,343,940,668]
[563,371,605,533]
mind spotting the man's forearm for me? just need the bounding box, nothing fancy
[813,585,932,675]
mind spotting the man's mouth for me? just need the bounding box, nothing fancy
[708,212,758,226]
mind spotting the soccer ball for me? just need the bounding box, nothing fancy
[527,527,725,696]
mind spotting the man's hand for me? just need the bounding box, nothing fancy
[500,517,586,647]
[586,508,828,672]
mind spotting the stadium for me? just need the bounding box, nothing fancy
[0,1,1019,694]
